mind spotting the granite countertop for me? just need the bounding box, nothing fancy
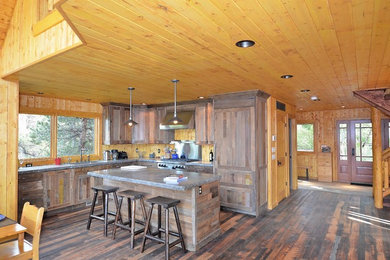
[87,167,220,191]
[18,158,213,174]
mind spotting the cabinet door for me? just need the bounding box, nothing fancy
[45,171,72,210]
[207,102,214,144]
[111,106,122,144]
[214,106,256,214]
[155,107,174,143]
[73,169,93,204]
[121,107,132,144]
[132,107,149,144]
[195,104,208,144]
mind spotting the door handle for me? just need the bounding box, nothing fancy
[352,148,355,156]
[277,160,282,166]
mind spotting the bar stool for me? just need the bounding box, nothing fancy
[141,196,186,259]
[87,185,121,237]
[112,190,147,248]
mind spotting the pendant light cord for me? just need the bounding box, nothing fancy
[174,80,177,117]
[129,87,133,120]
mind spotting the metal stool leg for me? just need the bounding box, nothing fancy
[112,196,123,239]
[104,192,109,237]
[140,197,147,222]
[113,192,123,224]
[130,199,136,249]
[173,206,186,253]
[87,190,98,230]
[165,208,169,260]
[141,204,154,253]
[158,205,162,238]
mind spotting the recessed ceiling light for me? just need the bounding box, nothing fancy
[142,102,147,105]
[299,108,303,111]
[235,40,255,48]
[341,105,345,108]
[37,92,44,95]
[311,96,320,101]
[281,75,294,79]
[300,89,310,92]
[197,96,205,99]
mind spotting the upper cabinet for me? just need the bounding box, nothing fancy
[132,106,149,144]
[102,104,132,145]
[103,101,210,145]
[149,107,175,144]
[195,102,214,144]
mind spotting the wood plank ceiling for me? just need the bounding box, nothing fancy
[0,0,17,50]
[5,0,390,111]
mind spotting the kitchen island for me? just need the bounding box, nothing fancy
[87,167,220,251]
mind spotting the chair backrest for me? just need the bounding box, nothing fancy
[20,202,44,259]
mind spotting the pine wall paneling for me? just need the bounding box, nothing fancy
[296,108,372,182]
[0,0,81,77]
[0,79,19,220]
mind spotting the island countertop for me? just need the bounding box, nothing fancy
[87,167,219,191]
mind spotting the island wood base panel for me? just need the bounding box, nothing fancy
[103,179,220,251]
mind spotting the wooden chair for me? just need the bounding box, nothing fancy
[0,202,45,260]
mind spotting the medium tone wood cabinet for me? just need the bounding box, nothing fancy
[44,170,72,210]
[148,107,174,144]
[102,104,132,145]
[132,106,149,143]
[195,103,214,144]
[213,90,269,216]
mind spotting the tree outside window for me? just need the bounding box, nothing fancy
[18,114,51,159]
[57,116,95,156]
[18,114,96,159]
[297,124,314,152]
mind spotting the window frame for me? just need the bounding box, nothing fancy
[296,121,316,153]
[18,112,101,165]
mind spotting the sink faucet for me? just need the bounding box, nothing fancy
[80,147,87,162]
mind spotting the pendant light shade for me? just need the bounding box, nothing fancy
[169,79,182,125]
[124,87,138,127]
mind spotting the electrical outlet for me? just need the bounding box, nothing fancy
[199,186,202,194]
[158,149,161,154]
[136,147,139,153]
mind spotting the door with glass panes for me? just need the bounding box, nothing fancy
[337,120,373,184]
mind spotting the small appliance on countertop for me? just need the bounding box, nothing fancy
[117,151,128,159]
[111,149,119,160]
[103,150,112,161]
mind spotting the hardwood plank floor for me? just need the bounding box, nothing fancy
[37,186,390,259]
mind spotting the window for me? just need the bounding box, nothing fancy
[18,113,97,161]
[297,123,314,152]
[57,116,95,156]
[18,114,51,159]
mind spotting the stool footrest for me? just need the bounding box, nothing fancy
[158,228,181,238]
[90,215,115,223]
[144,234,182,248]
[114,222,145,235]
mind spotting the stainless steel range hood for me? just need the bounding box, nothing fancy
[160,111,194,130]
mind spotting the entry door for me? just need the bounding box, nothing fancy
[277,110,288,202]
[337,120,373,184]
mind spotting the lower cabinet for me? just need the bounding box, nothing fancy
[73,167,104,205]
[44,171,72,210]
[19,164,120,214]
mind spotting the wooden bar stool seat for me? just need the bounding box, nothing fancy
[112,189,147,248]
[87,185,121,237]
[141,196,186,259]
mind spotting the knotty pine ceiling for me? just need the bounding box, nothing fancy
[8,0,390,111]
[0,0,17,50]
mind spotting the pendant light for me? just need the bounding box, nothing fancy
[124,87,138,127]
[169,79,182,124]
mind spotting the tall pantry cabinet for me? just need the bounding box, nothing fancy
[213,90,269,216]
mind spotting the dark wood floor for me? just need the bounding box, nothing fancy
[38,186,390,259]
